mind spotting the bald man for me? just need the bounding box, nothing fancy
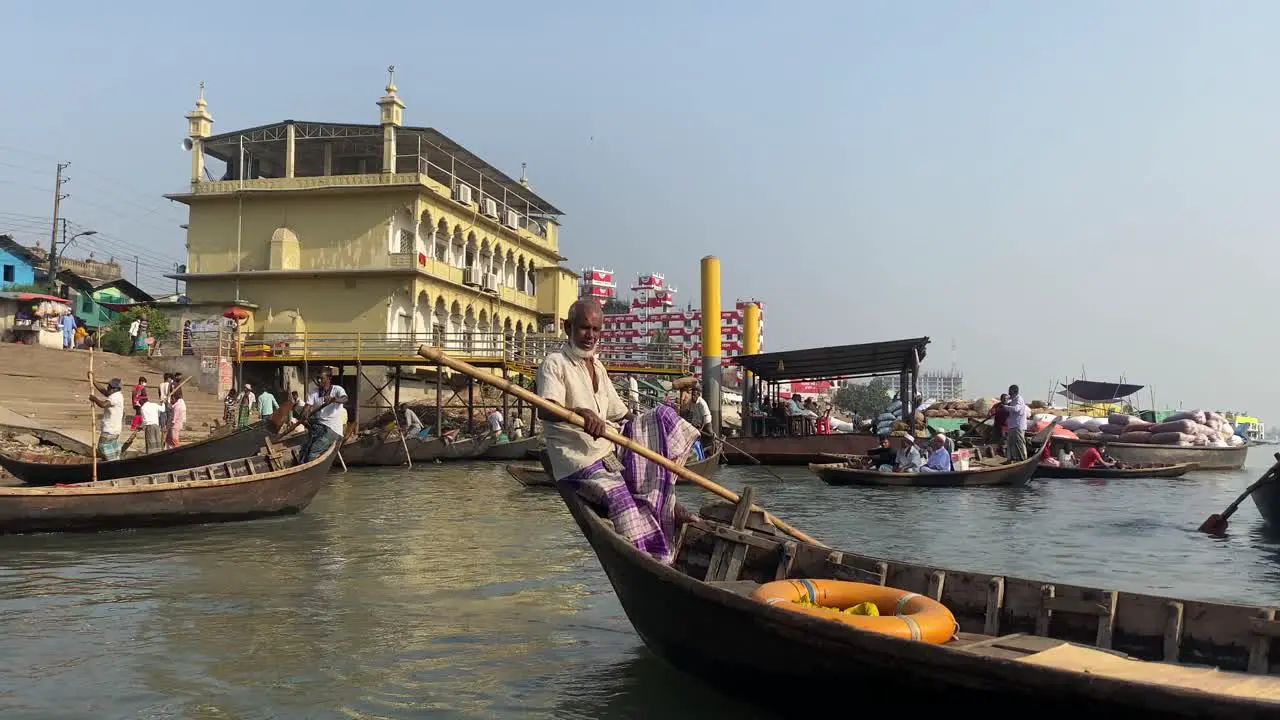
[537,299,701,565]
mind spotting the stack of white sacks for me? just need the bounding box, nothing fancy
[1059,411,1244,447]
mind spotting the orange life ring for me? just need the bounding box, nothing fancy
[750,579,958,644]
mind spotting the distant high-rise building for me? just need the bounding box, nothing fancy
[885,370,965,401]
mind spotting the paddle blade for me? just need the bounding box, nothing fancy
[1198,514,1228,535]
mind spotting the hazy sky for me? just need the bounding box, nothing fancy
[2,1,1278,418]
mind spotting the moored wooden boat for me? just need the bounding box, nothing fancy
[554,474,1280,716]
[480,435,543,460]
[0,439,339,534]
[443,433,495,459]
[1250,477,1280,527]
[0,423,278,486]
[809,452,1041,487]
[1061,438,1247,471]
[1034,462,1196,480]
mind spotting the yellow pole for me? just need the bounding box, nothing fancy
[742,302,760,436]
[700,256,722,434]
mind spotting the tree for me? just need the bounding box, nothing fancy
[100,306,171,355]
[602,297,629,315]
[833,378,891,419]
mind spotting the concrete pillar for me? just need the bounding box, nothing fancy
[285,123,296,178]
[701,256,722,435]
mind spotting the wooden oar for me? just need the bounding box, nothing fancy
[89,345,98,482]
[417,344,826,548]
[1198,452,1280,534]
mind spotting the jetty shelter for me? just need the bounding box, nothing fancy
[165,72,579,361]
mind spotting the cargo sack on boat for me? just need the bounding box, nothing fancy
[971,397,994,414]
[1150,419,1197,435]
[1118,431,1151,444]
[1228,434,1245,447]
[1099,433,1122,443]
[1149,431,1196,445]
[1061,416,1092,432]
[1122,420,1154,433]
[1164,410,1206,425]
[1097,423,1126,436]
[1076,431,1102,441]
[1107,413,1143,426]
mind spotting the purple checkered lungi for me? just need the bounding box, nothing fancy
[561,404,700,565]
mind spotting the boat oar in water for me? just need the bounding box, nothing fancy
[416,344,826,548]
[1198,452,1280,535]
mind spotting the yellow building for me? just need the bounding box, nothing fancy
[167,73,579,352]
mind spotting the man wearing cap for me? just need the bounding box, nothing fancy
[919,434,954,473]
[88,377,126,461]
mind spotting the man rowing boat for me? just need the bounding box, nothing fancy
[536,298,702,565]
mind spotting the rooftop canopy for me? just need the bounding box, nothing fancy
[1057,379,1144,403]
[731,337,931,383]
[198,120,563,217]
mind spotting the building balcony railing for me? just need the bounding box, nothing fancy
[167,329,689,375]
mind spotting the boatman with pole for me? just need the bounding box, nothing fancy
[536,298,703,565]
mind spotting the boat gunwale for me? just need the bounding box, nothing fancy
[0,423,270,470]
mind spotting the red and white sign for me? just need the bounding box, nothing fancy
[582,285,614,298]
[584,268,614,284]
[787,381,833,395]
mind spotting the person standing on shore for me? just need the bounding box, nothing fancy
[88,377,125,461]
[257,387,279,425]
[1001,385,1028,461]
[165,387,187,448]
[139,393,164,453]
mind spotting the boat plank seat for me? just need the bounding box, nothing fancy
[1017,642,1280,701]
[705,486,759,582]
[1036,584,1119,649]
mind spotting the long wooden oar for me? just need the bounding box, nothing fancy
[1198,452,1280,534]
[417,344,825,548]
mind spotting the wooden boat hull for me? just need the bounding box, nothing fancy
[1251,480,1280,527]
[0,443,339,534]
[0,423,274,486]
[444,434,494,459]
[1061,438,1247,471]
[809,455,1040,487]
[481,436,543,460]
[508,447,721,489]
[722,433,883,465]
[1034,462,1195,480]
[554,484,1280,717]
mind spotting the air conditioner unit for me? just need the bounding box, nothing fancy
[453,184,473,205]
[503,210,520,229]
[463,266,483,287]
[481,273,499,294]
[481,198,498,218]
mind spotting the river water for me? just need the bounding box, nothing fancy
[2,451,1280,718]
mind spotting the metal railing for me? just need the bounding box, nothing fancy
[150,329,688,374]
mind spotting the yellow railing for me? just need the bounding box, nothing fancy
[219,329,688,374]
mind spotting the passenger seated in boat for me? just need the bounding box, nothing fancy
[1079,443,1120,470]
[866,436,894,468]
[537,299,702,565]
[1056,444,1077,467]
[882,435,922,473]
[918,434,953,473]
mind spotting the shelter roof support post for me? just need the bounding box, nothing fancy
[910,348,920,435]
[900,365,912,436]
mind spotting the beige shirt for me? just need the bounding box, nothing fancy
[537,347,629,480]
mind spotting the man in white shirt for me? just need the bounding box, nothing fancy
[139,394,164,453]
[88,377,126,460]
[486,408,504,437]
[688,386,713,444]
[1002,384,1029,462]
[536,299,701,565]
[300,368,348,463]
[158,373,172,430]
[128,319,141,355]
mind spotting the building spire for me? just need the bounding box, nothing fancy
[385,64,397,94]
[519,162,531,188]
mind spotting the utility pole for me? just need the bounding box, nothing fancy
[48,162,71,292]
[133,256,139,286]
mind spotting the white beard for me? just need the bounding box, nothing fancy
[562,340,595,361]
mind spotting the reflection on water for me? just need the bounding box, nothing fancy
[0,452,1278,716]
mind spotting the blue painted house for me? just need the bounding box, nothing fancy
[0,235,38,288]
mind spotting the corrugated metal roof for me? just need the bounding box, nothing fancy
[732,337,930,382]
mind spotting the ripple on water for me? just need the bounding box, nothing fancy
[0,456,1277,716]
